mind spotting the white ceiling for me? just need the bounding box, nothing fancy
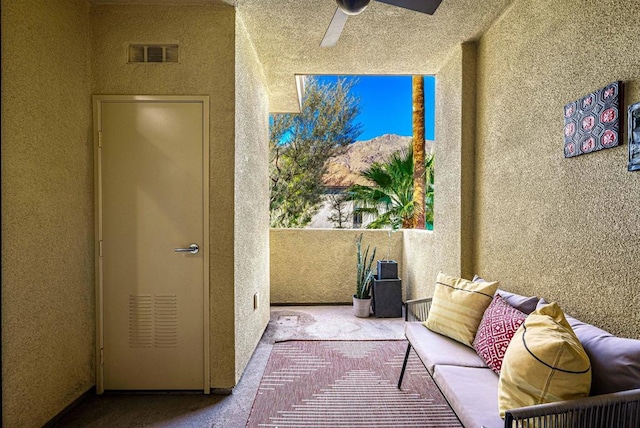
[90,0,513,112]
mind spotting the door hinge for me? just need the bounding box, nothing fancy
[98,131,103,148]
[99,240,103,257]
[100,348,104,366]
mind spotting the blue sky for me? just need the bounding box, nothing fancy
[315,75,435,141]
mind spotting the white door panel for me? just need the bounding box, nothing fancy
[95,97,209,391]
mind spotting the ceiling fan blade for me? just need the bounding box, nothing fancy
[376,0,443,15]
[320,7,349,47]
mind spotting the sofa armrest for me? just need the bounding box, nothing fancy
[504,388,640,427]
[405,297,432,322]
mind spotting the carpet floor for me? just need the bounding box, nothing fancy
[246,340,462,428]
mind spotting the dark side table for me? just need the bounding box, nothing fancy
[372,275,403,318]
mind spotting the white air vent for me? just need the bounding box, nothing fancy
[129,294,178,348]
[128,44,178,63]
[129,294,153,348]
[154,294,178,348]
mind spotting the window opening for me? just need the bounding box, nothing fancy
[269,75,435,230]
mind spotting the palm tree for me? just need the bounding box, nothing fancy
[347,147,416,229]
[412,75,426,229]
[424,154,435,230]
[347,146,434,230]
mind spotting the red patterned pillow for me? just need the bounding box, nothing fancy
[472,294,527,374]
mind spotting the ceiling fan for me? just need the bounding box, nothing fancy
[320,0,443,47]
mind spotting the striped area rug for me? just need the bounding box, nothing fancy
[246,340,461,427]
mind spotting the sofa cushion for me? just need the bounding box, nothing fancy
[537,300,640,395]
[496,290,539,315]
[472,294,527,374]
[433,365,503,428]
[425,272,498,347]
[566,314,640,395]
[498,302,591,417]
[405,322,487,374]
[473,275,539,314]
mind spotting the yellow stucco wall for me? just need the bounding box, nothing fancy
[402,230,436,300]
[474,0,640,337]
[233,15,271,382]
[90,4,238,387]
[271,229,440,304]
[433,43,477,280]
[270,229,404,304]
[1,1,94,426]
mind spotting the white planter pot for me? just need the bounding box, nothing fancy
[352,296,371,318]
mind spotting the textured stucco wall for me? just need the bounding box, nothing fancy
[1,1,94,426]
[433,43,477,279]
[91,4,238,387]
[233,15,270,382]
[270,229,403,304]
[475,0,640,337]
[402,230,436,300]
[459,44,477,278]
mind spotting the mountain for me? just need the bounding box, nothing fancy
[323,134,433,188]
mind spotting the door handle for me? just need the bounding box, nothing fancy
[174,243,199,254]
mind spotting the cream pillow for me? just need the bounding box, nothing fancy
[424,272,498,347]
[498,302,591,418]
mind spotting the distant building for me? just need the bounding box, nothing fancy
[307,186,376,229]
[307,187,350,229]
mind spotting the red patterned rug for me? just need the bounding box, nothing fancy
[246,340,461,427]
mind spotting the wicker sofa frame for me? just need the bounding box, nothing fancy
[398,297,640,428]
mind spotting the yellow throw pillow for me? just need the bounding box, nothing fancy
[424,272,498,347]
[498,302,591,418]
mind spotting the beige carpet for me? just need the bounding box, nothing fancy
[246,340,461,427]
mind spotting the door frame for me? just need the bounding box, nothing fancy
[93,95,210,394]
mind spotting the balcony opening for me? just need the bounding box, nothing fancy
[270,75,435,230]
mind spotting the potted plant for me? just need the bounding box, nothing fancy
[354,234,377,318]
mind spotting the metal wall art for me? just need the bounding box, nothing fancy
[564,81,623,158]
[628,102,640,171]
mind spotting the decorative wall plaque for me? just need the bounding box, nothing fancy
[563,81,623,158]
[629,102,640,171]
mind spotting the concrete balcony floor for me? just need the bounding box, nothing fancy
[52,306,405,427]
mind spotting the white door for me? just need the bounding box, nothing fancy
[94,96,209,392]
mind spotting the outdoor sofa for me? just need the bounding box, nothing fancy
[397,274,640,428]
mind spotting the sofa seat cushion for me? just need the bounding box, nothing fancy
[405,322,487,374]
[433,365,503,428]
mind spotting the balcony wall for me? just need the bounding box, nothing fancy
[402,229,437,300]
[271,229,434,304]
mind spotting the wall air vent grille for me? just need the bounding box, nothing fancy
[128,294,178,348]
[129,294,153,348]
[154,294,178,348]
[128,44,178,63]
